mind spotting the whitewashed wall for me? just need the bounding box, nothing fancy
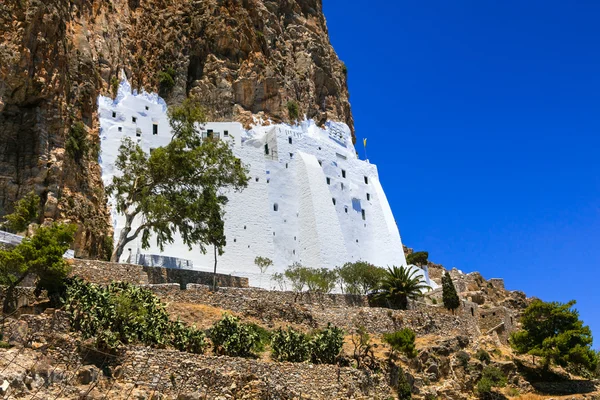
[98,76,434,289]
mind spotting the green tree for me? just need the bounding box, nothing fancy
[383,328,418,359]
[311,323,344,364]
[406,251,428,266]
[442,271,460,313]
[336,261,386,295]
[476,366,507,399]
[374,265,430,310]
[65,121,90,163]
[0,223,76,312]
[286,100,299,121]
[107,98,248,262]
[510,299,598,373]
[1,191,40,233]
[209,313,261,357]
[254,256,273,274]
[271,326,312,363]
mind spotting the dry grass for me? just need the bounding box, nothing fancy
[165,302,233,329]
[510,394,599,400]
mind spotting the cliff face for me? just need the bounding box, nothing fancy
[0,0,352,257]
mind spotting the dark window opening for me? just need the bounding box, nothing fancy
[342,169,346,178]
[273,203,279,211]
[341,183,345,190]
[344,206,348,213]
[332,198,336,205]
[286,163,288,168]
[132,116,137,123]
[255,177,259,182]
[361,209,366,220]
[267,179,270,183]
[326,177,331,185]
[471,308,474,317]
[244,226,247,230]
[264,143,269,155]
[289,152,293,159]
[136,128,142,137]
[293,250,296,255]
[207,129,213,138]
[366,193,371,201]
[364,176,369,184]
[224,130,229,137]
[318,160,322,166]
[288,137,292,144]
[118,127,122,132]
[153,124,158,135]
[145,106,149,111]
[234,238,237,242]
[112,112,116,118]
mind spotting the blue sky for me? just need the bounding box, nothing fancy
[323,0,600,347]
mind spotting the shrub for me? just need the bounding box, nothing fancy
[475,349,491,364]
[397,366,412,399]
[383,328,417,359]
[271,327,312,362]
[111,76,119,98]
[64,279,206,353]
[65,122,90,163]
[158,67,176,90]
[286,100,299,121]
[254,256,273,274]
[456,351,470,367]
[311,323,344,364]
[284,263,337,293]
[336,261,386,295]
[247,323,272,353]
[209,313,261,358]
[1,191,39,233]
[476,366,507,398]
[406,251,428,266]
[442,271,460,313]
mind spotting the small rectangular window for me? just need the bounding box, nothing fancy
[152,124,158,135]
[145,106,149,111]
[318,160,322,166]
[326,177,331,185]
[132,116,137,123]
[364,176,369,184]
[264,144,269,155]
[288,137,292,144]
[112,112,116,118]
[341,182,345,190]
[207,129,213,138]
[224,130,229,137]
[332,198,336,205]
[289,152,294,159]
[117,127,122,132]
[136,128,142,137]
[342,169,346,178]
[366,193,371,201]
[362,209,366,220]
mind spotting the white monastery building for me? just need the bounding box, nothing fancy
[98,76,436,288]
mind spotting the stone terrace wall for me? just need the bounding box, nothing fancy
[70,259,248,288]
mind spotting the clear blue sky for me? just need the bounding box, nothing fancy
[323,0,600,348]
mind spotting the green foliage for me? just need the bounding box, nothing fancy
[65,121,90,163]
[254,256,273,274]
[271,272,286,291]
[442,271,460,312]
[383,328,417,359]
[271,326,312,363]
[0,341,11,349]
[456,351,470,367]
[2,191,40,233]
[510,299,597,373]
[0,223,75,311]
[107,97,248,261]
[311,323,344,364]
[406,251,428,266]
[475,349,491,364]
[209,313,261,357]
[246,323,272,353]
[284,263,337,293]
[158,67,176,90]
[111,76,120,98]
[397,366,412,399]
[286,100,299,121]
[351,324,378,370]
[476,366,507,398]
[336,261,386,295]
[64,279,206,353]
[374,265,430,310]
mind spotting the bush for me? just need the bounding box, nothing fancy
[209,313,261,357]
[284,263,337,293]
[476,366,507,398]
[111,76,120,98]
[336,261,386,295]
[442,271,460,312]
[383,328,417,359]
[158,67,176,90]
[311,323,344,364]
[286,100,299,121]
[65,122,90,163]
[476,349,491,364]
[397,366,412,399]
[247,323,272,353]
[271,327,312,362]
[456,351,470,367]
[406,251,428,266]
[1,191,39,233]
[64,279,206,353]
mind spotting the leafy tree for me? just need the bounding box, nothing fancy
[284,262,311,292]
[311,323,344,364]
[271,272,286,291]
[397,366,412,399]
[510,299,597,372]
[254,256,273,274]
[158,67,176,91]
[209,313,261,357]
[65,121,90,163]
[442,271,460,313]
[286,100,299,121]
[271,326,312,362]
[374,265,430,310]
[1,191,40,233]
[0,223,76,312]
[336,261,386,295]
[107,98,248,262]
[476,366,507,399]
[383,328,418,359]
[284,263,337,293]
[406,251,428,266]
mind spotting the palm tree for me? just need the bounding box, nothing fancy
[375,265,430,310]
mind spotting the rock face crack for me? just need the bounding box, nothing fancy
[0,0,353,257]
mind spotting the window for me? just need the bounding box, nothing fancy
[264,143,269,155]
[286,163,288,168]
[118,127,122,132]
[366,193,371,201]
[244,225,247,230]
[361,209,366,220]
[288,137,292,144]
[153,124,158,135]
[132,116,137,123]
[145,106,149,111]
[318,160,322,166]
[341,182,345,190]
[255,177,259,182]
[224,130,229,137]
[207,129,213,138]
[326,177,331,185]
[364,176,369,184]
[112,112,116,118]
[273,203,279,212]
[341,169,346,178]
[332,198,336,205]
[289,152,293,159]
[344,206,348,213]
[136,128,142,137]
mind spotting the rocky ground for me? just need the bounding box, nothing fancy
[1,265,598,399]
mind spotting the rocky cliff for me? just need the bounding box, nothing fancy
[0,0,352,257]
